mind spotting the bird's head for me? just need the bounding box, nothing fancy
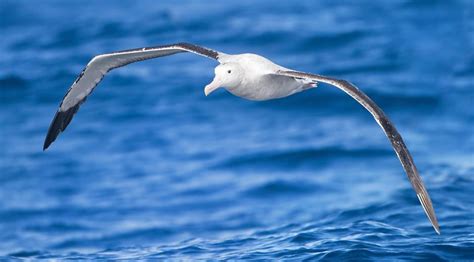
[204,63,243,96]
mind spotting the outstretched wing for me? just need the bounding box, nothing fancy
[276,70,440,234]
[43,43,223,150]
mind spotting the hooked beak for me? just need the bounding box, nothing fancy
[204,78,222,96]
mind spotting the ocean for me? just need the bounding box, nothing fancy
[1,0,473,260]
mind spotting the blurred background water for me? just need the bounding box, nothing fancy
[1,0,473,260]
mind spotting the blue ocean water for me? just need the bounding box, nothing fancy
[1,0,473,260]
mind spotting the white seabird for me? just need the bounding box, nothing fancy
[43,42,440,234]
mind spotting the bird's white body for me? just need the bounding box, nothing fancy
[211,53,315,100]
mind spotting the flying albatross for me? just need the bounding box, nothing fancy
[43,42,440,234]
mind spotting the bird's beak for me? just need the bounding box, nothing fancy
[204,78,222,96]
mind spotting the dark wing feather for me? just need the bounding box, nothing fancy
[276,70,440,234]
[43,43,221,150]
[43,103,81,150]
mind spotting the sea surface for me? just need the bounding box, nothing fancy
[1,0,473,260]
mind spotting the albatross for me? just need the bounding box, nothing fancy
[43,42,440,234]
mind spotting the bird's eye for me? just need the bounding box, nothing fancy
[227,70,231,74]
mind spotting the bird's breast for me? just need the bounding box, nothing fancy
[227,73,311,101]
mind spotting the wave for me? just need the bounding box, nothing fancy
[0,74,29,89]
[243,179,324,197]
[213,147,393,170]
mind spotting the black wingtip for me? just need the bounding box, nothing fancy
[43,104,80,151]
